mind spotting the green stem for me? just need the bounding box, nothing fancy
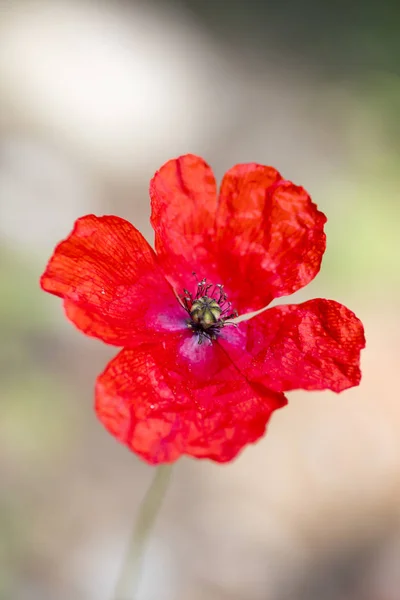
[112,464,173,600]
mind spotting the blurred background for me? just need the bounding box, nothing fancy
[1,0,399,598]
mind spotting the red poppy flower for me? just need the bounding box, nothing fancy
[40,154,365,464]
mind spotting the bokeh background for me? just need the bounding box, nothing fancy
[1,0,399,599]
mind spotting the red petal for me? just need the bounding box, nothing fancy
[240,299,365,393]
[95,336,286,464]
[150,154,219,290]
[215,165,327,313]
[40,215,184,346]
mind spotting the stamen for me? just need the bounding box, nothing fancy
[179,277,237,344]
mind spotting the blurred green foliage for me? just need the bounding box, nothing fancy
[0,252,76,472]
[183,0,400,75]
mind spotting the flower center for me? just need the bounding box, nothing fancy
[180,277,237,344]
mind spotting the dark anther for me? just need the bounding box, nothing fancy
[179,278,237,344]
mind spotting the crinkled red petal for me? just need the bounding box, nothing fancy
[215,165,327,313]
[150,156,327,314]
[95,333,287,464]
[150,154,220,291]
[237,299,365,393]
[40,215,184,346]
